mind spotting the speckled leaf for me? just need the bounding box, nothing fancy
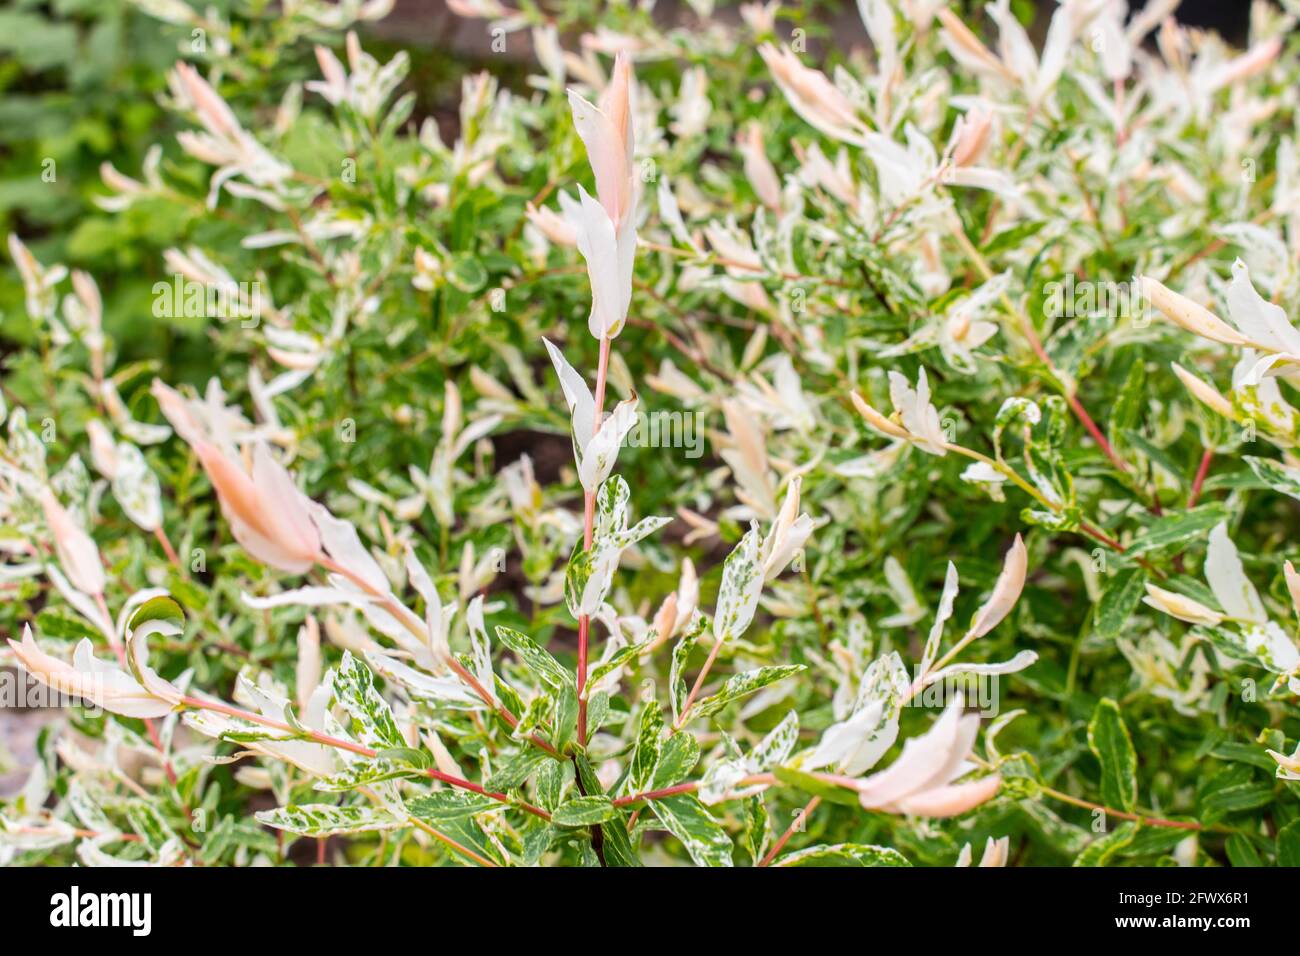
[669,614,705,725]
[256,804,403,836]
[651,732,700,789]
[751,710,799,770]
[536,759,568,812]
[692,665,804,720]
[406,790,499,822]
[1244,456,1300,501]
[1126,504,1229,556]
[552,683,579,751]
[495,625,572,689]
[125,800,177,851]
[333,651,405,750]
[585,638,650,695]
[649,794,733,867]
[552,795,617,827]
[774,843,911,867]
[626,698,664,794]
[713,525,763,643]
[484,748,550,792]
[313,759,420,792]
[741,795,769,865]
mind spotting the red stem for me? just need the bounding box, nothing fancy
[178,694,551,820]
[759,795,821,866]
[674,635,724,730]
[153,526,183,572]
[1064,390,1128,474]
[1188,448,1214,507]
[1021,318,1128,474]
[318,556,559,758]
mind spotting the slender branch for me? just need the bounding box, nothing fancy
[153,526,183,571]
[177,694,551,820]
[1038,784,1207,832]
[674,636,724,730]
[759,796,821,866]
[1188,448,1214,507]
[941,442,1163,578]
[946,214,1130,475]
[407,816,498,867]
[577,335,612,747]
[612,773,774,808]
[317,556,559,758]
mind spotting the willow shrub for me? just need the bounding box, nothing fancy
[2,0,1300,868]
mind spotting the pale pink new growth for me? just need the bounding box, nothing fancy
[154,379,322,573]
[40,488,105,597]
[854,696,1000,817]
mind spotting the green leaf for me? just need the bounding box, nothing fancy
[982,219,1046,256]
[1126,504,1229,556]
[552,795,617,827]
[446,253,488,292]
[652,732,700,790]
[428,815,507,867]
[741,795,769,865]
[649,794,733,867]
[255,804,402,837]
[691,665,804,720]
[406,791,499,823]
[1108,360,1146,450]
[484,748,549,792]
[127,594,185,631]
[1094,568,1146,638]
[495,625,572,689]
[34,608,102,642]
[1225,833,1262,867]
[773,843,911,867]
[1202,784,1275,813]
[572,754,640,867]
[1276,820,1300,867]
[1088,698,1137,814]
[333,652,405,751]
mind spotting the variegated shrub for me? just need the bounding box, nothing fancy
[3,0,1300,867]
